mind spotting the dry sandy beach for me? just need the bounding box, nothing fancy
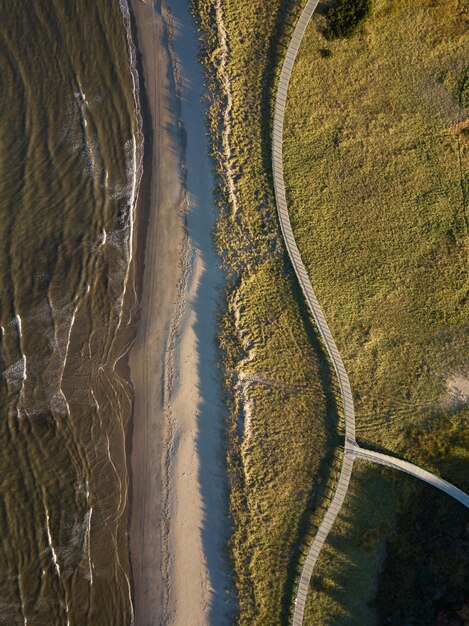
[129,1,232,624]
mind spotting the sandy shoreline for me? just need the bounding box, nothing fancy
[128,1,232,624]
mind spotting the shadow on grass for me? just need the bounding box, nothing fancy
[257,2,346,622]
[280,272,344,624]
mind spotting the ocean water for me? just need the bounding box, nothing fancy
[0,1,142,623]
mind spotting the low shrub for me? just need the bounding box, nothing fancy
[324,0,372,39]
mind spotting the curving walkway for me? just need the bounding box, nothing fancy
[351,446,469,508]
[270,2,469,625]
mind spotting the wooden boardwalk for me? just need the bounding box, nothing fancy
[270,2,469,624]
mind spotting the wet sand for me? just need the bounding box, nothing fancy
[129,1,231,624]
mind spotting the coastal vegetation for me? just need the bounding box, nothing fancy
[194,0,468,622]
[324,0,372,40]
[283,0,469,621]
[305,409,469,624]
[193,0,344,622]
[284,0,468,466]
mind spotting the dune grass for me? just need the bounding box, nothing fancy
[305,463,398,625]
[304,407,469,624]
[192,0,343,622]
[324,0,372,40]
[284,0,468,466]
[282,0,469,622]
[193,0,468,622]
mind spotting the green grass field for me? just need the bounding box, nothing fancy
[305,462,398,625]
[304,407,469,624]
[193,0,468,622]
[305,425,469,625]
[284,0,469,622]
[284,0,468,465]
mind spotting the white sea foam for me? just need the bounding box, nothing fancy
[85,507,93,585]
[61,89,102,179]
[115,0,144,347]
[92,226,125,255]
[17,573,28,626]
[14,314,23,338]
[75,83,101,109]
[104,173,132,202]
[83,133,101,179]
[113,137,139,332]
[61,302,78,376]
[58,509,93,574]
[125,567,134,626]
[60,98,83,153]
[1,301,81,418]
[45,506,61,577]
[39,292,83,418]
[105,433,124,520]
[90,388,100,411]
[54,390,70,416]
[3,315,28,396]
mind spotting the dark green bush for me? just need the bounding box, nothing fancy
[324,0,372,39]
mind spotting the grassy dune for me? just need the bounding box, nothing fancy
[305,408,469,624]
[193,0,342,622]
[305,463,398,625]
[283,0,469,622]
[284,0,468,461]
[194,0,468,622]
[300,415,469,626]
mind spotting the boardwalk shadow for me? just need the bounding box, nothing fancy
[279,275,343,624]
[258,3,345,622]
